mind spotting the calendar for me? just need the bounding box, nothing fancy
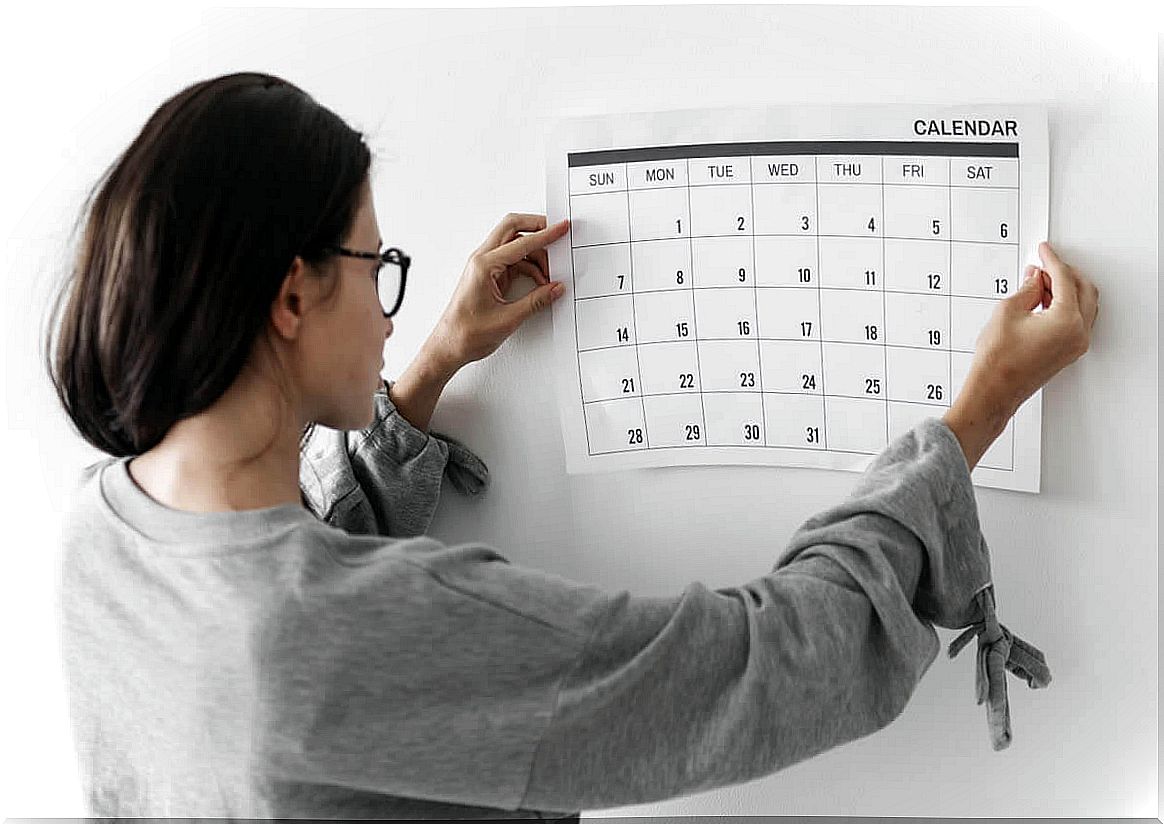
[546,105,1048,492]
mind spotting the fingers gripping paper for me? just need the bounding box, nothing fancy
[546,105,1048,493]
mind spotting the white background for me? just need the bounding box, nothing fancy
[1,2,1159,818]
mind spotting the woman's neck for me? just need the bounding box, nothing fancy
[125,372,305,514]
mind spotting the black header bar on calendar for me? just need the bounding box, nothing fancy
[567,140,1019,166]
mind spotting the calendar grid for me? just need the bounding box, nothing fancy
[567,139,1020,464]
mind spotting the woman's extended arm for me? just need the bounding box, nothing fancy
[266,415,1029,814]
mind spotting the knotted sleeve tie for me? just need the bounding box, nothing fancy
[946,584,1053,750]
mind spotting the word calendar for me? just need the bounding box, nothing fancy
[546,105,1048,492]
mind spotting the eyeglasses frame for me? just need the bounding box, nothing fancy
[321,244,411,317]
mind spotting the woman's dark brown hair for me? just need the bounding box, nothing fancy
[43,72,372,457]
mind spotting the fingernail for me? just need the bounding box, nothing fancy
[552,282,565,297]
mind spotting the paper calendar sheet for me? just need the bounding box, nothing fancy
[545,105,1048,492]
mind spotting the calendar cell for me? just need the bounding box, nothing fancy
[703,392,766,446]
[950,350,1015,466]
[754,236,819,286]
[642,393,707,447]
[950,351,974,400]
[817,156,884,184]
[631,238,693,293]
[695,339,761,393]
[950,187,1018,244]
[688,183,754,237]
[569,191,629,247]
[821,342,886,400]
[637,341,702,396]
[948,352,1009,450]
[759,340,823,395]
[763,394,826,450]
[951,241,1018,298]
[883,156,950,186]
[752,181,817,235]
[816,182,883,238]
[576,294,637,351]
[819,289,885,344]
[947,372,1018,468]
[583,397,647,454]
[818,236,883,289]
[885,347,950,405]
[823,396,888,453]
[573,242,632,300]
[569,163,627,195]
[627,159,689,190]
[950,296,996,352]
[883,292,949,349]
[950,158,1017,188]
[751,155,816,184]
[882,183,950,240]
[691,236,756,287]
[629,186,690,242]
[633,290,697,344]
[692,287,758,340]
[755,288,822,341]
[979,419,1015,470]
[689,157,752,186]
[883,238,950,295]
[578,345,642,403]
[888,400,948,442]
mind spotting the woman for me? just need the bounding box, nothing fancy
[45,72,1097,818]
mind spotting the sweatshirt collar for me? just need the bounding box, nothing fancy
[101,455,316,547]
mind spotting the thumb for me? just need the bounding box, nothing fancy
[512,281,565,322]
[1006,266,1045,314]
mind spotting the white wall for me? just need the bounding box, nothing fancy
[2,4,1158,817]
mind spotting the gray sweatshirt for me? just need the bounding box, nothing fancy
[58,380,1051,818]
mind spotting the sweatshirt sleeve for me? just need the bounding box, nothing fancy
[517,417,1052,812]
[297,379,490,538]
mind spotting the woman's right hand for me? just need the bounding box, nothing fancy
[943,241,1099,468]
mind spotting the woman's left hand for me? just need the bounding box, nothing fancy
[429,213,570,369]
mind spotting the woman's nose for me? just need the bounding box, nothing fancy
[384,316,394,339]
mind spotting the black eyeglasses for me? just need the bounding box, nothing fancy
[322,244,410,317]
